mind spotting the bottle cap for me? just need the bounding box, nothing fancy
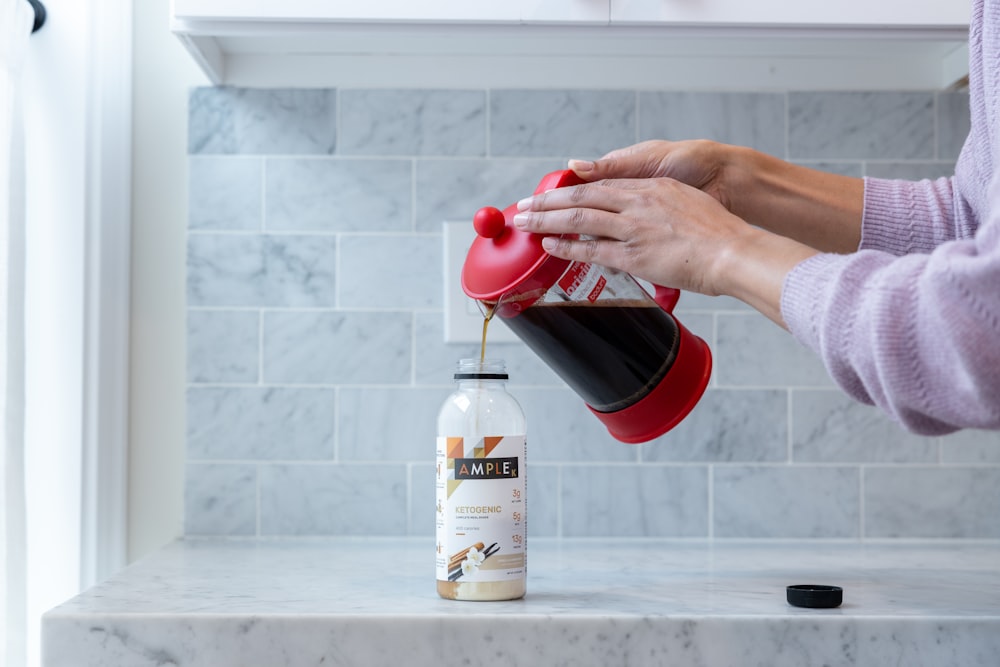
[786,584,843,609]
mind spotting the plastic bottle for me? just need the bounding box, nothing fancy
[435,358,527,601]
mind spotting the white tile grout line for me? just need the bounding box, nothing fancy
[335,88,341,158]
[257,309,264,386]
[787,389,794,463]
[259,156,267,233]
[485,89,492,157]
[258,158,268,389]
[256,463,262,538]
[707,464,714,539]
[933,92,939,161]
[784,91,790,160]
[332,386,340,463]
[410,158,417,232]
[634,90,641,145]
[556,463,563,539]
[859,465,866,541]
[411,312,418,386]
[334,232,342,310]
[405,462,413,535]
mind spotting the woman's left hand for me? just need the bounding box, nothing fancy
[513,177,749,296]
[512,176,820,327]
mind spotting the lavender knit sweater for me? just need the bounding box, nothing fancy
[780,0,1000,435]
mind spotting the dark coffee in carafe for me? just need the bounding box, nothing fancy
[503,298,680,413]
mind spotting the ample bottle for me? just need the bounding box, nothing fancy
[436,358,526,601]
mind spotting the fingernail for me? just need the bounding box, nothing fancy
[516,197,532,211]
[541,237,558,251]
[512,212,529,228]
[569,159,594,173]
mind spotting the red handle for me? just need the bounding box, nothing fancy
[653,285,680,312]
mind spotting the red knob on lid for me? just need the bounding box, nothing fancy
[462,170,586,302]
[473,206,506,239]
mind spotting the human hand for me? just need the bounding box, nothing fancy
[512,176,747,297]
[512,176,819,327]
[571,139,864,255]
[568,140,735,212]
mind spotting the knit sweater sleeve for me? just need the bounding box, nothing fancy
[779,174,1000,435]
[860,176,978,254]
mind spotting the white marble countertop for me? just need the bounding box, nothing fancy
[43,538,1000,666]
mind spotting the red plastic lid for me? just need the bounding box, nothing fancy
[462,170,586,301]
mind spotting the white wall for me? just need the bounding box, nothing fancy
[128,0,206,562]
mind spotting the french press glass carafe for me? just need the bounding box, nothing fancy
[462,170,712,443]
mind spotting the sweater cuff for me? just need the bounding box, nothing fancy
[780,253,846,353]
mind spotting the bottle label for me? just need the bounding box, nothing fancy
[435,435,526,583]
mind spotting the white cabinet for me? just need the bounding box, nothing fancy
[611,0,969,29]
[523,0,608,24]
[172,0,522,23]
[171,0,971,89]
[172,0,611,24]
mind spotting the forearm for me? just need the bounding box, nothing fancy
[713,225,819,329]
[723,147,864,254]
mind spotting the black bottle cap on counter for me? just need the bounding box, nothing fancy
[786,584,843,608]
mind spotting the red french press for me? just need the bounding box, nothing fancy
[462,170,712,444]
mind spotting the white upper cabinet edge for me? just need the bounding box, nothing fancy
[610,0,970,29]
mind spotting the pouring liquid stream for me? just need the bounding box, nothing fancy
[479,301,497,362]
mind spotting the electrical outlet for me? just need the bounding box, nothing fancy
[442,221,519,344]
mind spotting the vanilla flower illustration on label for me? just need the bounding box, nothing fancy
[465,546,485,568]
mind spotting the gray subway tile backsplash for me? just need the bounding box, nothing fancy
[716,313,832,387]
[188,156,262,231]
[788,91,935,160]
[186,86,996,541]
[265,158,412,232]
[338,89,487,156]
[185,463,257,536]
[189,87,337,155]
[561,465,710,537]
[714,466,860,538]
[864,467,1000,538]
[639,92,787,157]
[187,309,259,384]
[791,390,939,463]
[259,464,408,535]
[187,387,336,461]
[643,389,789,463]
[937,91,972,160]
[414,157,566,232]
[262,310,412,385]
[187,233,337,308]
[338,234,442,310]
[940,429,1000,464]
[515,388,635,463]
[337,387,448,462]
[489,89,637,157]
